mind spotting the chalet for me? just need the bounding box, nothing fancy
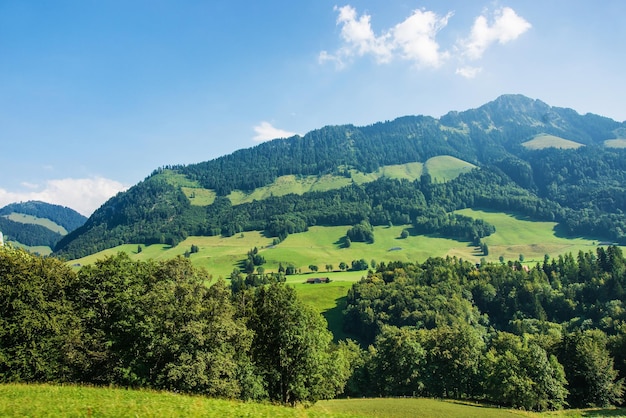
[305,277,330,284]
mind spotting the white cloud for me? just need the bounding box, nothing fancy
[321,5,531,78]
[0,177,128,216]
[456,66,482,79]
[391,9,453,68]
[321,5,451,69]
[253,121,299,142]
[460,7,532,60]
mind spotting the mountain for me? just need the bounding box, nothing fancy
[54,94,626,259]
[0,201,87,250]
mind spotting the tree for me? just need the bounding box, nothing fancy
[247,283,344,404]
[370,326,425,396]
[339,262,347,271]
[400,229,409,239]
[0,246,82,383]
[559,330,624,407]
[485,332,568,411]
[309,264,318,273]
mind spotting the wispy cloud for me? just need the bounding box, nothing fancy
[253,121,299,142]
[320,5,451,69]
[0,177,127,216]
[459,7,532,60]
[321,5,531,78]
[455,66,482,79]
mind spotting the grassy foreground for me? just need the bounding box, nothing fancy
[2,384,624,417]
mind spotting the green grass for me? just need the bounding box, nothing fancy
[455,209,602,265]
[14,384,626,417]
[9,242,53,256]
[70,209,612,279]
[181,186,217,206]
[522,134,584,150]
[3,213,67,235]
[0,383,346,418]
[313,398,540,417]
[425,156,476,183]
[174,159,468,207]
[604,139,626,148]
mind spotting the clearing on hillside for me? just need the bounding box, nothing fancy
[3,213,67,235]
[522,134,584,150]
[424,156,476,183]
[605,138,626,148]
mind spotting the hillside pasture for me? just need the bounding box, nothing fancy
[522,134,584,150]
[454,209,599,264]
[69,209,608,279]
[181,159,471,207]
[604,138,626,148]
[424,155,476,183]
[3,213,67,235]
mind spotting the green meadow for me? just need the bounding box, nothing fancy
[605,138,626,148]
[521,134,584,150]
[161,156,473,208]
[72,207,603,280]
[2,384,623,418]
[4,213,68,234]
[425,155,475,183]
[455,208,599,265]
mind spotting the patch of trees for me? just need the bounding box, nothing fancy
[0,246,356,405]
[346,220,374,243]
[413,206,495,243]
[342,248,626,409]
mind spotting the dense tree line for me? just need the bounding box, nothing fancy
[0,246,356,404]
[342,248,626,409]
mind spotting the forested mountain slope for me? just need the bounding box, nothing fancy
[0,201,87,248]
[55,94,626,259]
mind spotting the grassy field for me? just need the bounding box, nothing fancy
[425,155,476,183]
[4,212,67,234]
[605,138,626,148]
[165,157,472,208]
[71,208,607,280]
[521,134,584,150]
[2,384,623,418]
[455,209,599,265]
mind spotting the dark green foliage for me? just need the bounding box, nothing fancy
[0,201,87,232]
[343,248,626,409]
[0,246,81,382]
[413,206,495,242]
[246,283,348,404]
[2,248,353,404]
[558,330,624,407]
[346,220,374,243]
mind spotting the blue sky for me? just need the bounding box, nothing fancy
[1,1,625,215]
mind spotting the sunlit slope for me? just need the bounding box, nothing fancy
[4,213,67,235]
[70,209,601,279]
[169,158,473,207]
[522,134,584,150]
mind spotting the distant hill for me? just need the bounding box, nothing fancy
[54,94,626,259]
[0,201,87,250]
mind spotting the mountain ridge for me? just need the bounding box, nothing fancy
[54,94,626,259]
